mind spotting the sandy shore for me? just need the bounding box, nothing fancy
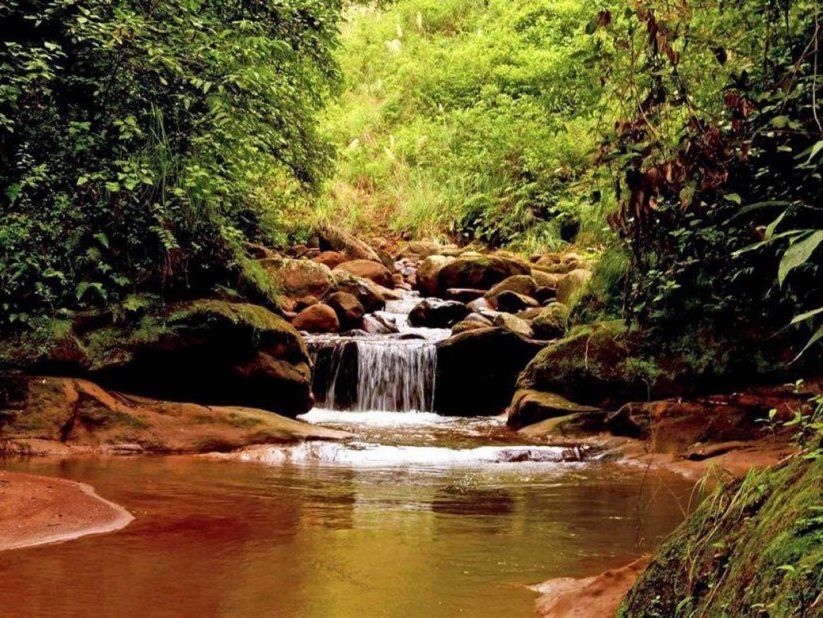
[0,470,133,551]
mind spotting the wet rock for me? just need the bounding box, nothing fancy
[532,302,569,340]
[534,286,557,304]
[451,320,488,335]
[555,268,592,305]
[484,275,538,301]
[325,292,365,329]
[437,256,530,294]
[434,327,545,416]
[362,314,399,335]
[445,288,487,303]
[495,290,539,313]
[86,300,313,417]
[335,259,394,288]
[466,297,495,313]
[507,389,602,429]
[260,257,335,300]
[409,299,471,328]
[293,303,340,334]
[0,375,345,454]
[417,255,455,297]
[493,313,534,338]
[313,251,349,269]
[331,271,386,313]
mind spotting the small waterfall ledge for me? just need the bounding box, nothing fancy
[306,292,448,413]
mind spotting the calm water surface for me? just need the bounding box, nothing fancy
[0,413,694,618]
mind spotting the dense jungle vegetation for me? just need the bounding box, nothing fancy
[1,0,822,355]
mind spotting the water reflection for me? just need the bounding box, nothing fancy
[0,457,693,618]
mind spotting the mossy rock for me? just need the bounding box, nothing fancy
[619,456,823,617]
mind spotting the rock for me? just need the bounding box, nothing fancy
[244,242,278,260]
[622,457,821,617]
[396,240,441,258]
[313,251,349,269]
[0,375,345,455]
[334,259,394,288]
[292,303,340,334]
[408,299,471,328]
[555,268,592,305]
[437,256,530,294]
[516,321,656,408]
[465,312,494,326]
[493,313,534,338]
[495,290,539,313]
[362,314,399,335]
[484,275,538,300]
[451,320,489,335]
[260,257,335,300]
[531,269,564,289]
[417,255,455,297]
[533,252,589,274]
[325,292,365,329]
[331,271,386,312]
[294,295,320,311]
[532,302,569,340]
[507,389,601,429]
[515,307,543,320]
[445,288,487,303]
[534,286,557,304]
[466,297,495,313]
[434,327,545,415]
[83,300,314,417]
[316,224,382,263]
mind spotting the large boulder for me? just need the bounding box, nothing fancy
[0,375,345,455]
[495,291,539,313]
[555,268,592,305]
[532,302,569,340]
[417,255,455,297]
[84,300,313,417]
[325,292,365,329]
[531,269,564,290]
[408,299,471,328]
[620,457,822,617]
[260,257,335,300]
[493,313,534,338]
[292,303,340,334]
[484,275,537,301]
[437,256,530,295]
[330,271,386,312]
[516,322,661,408]
[316,224,382,263]
[434,327,545,416]
[507,389,601,429]
[334,259,394,288]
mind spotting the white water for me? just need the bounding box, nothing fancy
[307,291,449,413]
[234,440,583,467]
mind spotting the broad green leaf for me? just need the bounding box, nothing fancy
[778,231,823,285]
[791,307,823,325]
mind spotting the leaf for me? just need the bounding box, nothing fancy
[791,306,823,325]
[93,232,109,248]
[765,211,786,240]
[806,140,823,163]
[723,193,742,204]
[778,231,823,285]
[793,325,823,361]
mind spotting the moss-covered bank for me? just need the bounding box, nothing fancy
[619,456,823,617]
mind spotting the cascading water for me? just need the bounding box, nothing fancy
[306,291,447,412]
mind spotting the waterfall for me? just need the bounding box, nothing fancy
[309,338,437,412]
[356,340,436,412]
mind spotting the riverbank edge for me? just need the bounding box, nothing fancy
[0,470,134,552]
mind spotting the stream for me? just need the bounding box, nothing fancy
[0,292,695,617]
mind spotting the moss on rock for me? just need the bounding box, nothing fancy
[619,456,823,617]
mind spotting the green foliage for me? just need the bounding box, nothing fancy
[597,1,823,353]
[318,0,612,248]
[0,0,342,329]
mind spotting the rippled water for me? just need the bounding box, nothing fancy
[0,412,696,618]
